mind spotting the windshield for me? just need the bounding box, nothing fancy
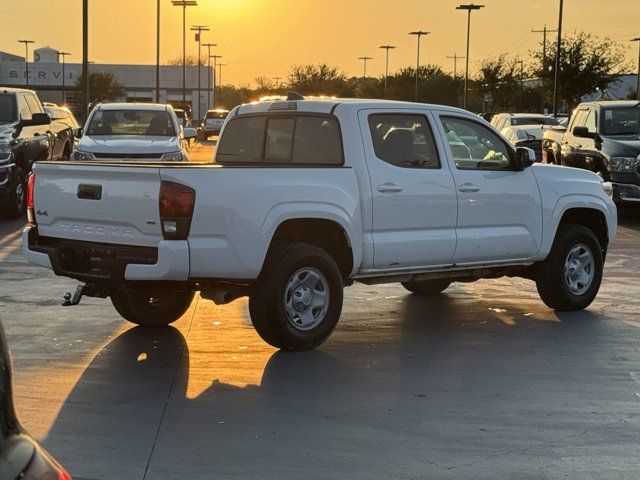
[0,94,17,125]
[512,116,558,126]
[602,106,640,136]
[86,109,176,136]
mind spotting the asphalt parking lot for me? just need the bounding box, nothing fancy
[1,151,639,479]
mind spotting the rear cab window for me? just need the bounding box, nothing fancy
[216,114,343,166]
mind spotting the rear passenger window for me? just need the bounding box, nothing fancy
[216,114,343,166]
[368,114,440,168]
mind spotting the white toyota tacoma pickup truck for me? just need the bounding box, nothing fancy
[23,96,617,350]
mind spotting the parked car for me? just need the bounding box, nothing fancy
[542,125,568,165]
[0,320,72,480]
[491,113,559,131]
[73,103,197,162]
[43,104,78,160]
[201,109,229,139]
[0,87,51,218]
[24,97,616,351]
[501,125,545,161]
[552,100,640,204]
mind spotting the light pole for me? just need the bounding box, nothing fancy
[59,52,71,104]
[210,55,222,106]
[358,56,372,97]
[632,37,640,101]
[379,45,396,98]
[217,62,226,106]
[409,31,429,102]
[517,60,525,111]
[18,40,34,87]
[203,42,217,109]
[552,0,564,117]
[191,25,209,121]
[156,0,161,103]
[81,0,89,119]
[172,0,198,113]
[456,3,484,110]
[532,25,558,113]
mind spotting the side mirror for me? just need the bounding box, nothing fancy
[515,146,536,170]
[183,127,197,140]
[74,127,83,139]
[572,126,596,139]
[21,112,51,127]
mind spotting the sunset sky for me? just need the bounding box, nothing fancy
[1,0,638,86]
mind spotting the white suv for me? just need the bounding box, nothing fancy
[73,103,197,162]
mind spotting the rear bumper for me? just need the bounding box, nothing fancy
[22,226,190,283]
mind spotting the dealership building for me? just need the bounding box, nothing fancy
[0,46,215,119]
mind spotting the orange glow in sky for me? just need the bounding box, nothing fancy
[1,0,638,85]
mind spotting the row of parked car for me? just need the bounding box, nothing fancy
[485,101,640,205]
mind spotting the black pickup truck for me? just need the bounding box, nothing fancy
[0,88,53,218]
[544,100,640,205]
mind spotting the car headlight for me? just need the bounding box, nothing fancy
[162,151,184,161]
[601,181,614,198]
[608,156,640,172]
[73,150,95,161]
[0,141,11,159]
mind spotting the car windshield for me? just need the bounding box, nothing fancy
[206,111,228,119]
[601,106,640,136]
[517,128,543,140]
[86,109,176,136]
[0,94,17,125]
[512,116,558,126]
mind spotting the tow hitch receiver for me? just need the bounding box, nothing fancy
[61,284,110,306]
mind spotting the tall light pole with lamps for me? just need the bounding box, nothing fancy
[379,45,396,99]
[217,62,226,106]
[456,3,484,110]
[191,25,209,121]
[409,31,429,102]
[203,42,217,109]
[358,56,372,97]
[172,0,198,113]
[552,0,564,117]
[18,40,34,87]
[631,37,640,101]
[210,55,222,106]
[59,52,71,104]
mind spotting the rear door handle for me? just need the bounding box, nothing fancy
[458,183,480,193]
[377,183,403,193]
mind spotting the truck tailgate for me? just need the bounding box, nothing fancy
[32,162,163,247]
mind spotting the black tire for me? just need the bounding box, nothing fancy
[249,242,344,351]
[3,167,26,219]
[111,289,195,327]
[536,224,603,311]
[401,279,451,295]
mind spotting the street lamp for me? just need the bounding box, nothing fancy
[379,45,396,98]
[81,0,89,119]
[552,0,564,117]
[210,55,222,106]
[203,42,217,109]
[191,24,209,121]
[18,40,34,87]
[358,56,372,97]
[59,52,71,104]
[456,3,484,110]
[632,37,640,101]
[516,59,525,111]
[409,31,429,102]
[217,62,226,106]
[172,0,198,113]
[156,0,161,103]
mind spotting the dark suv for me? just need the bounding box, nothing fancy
[0,88,52,218]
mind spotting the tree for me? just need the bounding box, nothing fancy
[166,54,209,66]
[75,72,125,107]
[531,32,629,110]
[386,65,462,106]
[288,64,355,97]
[475,55,524,111]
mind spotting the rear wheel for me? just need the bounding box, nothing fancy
[111,289,195,327]
[402,279,451,295]
[2,166,26,219]
[536,224,603,310]
[249,242,344,351]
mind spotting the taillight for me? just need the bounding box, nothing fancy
[58,466,73,480]
[26,172,36,225]
[159,180,196,240]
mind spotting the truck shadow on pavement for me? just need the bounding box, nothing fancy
[39,292,639,480]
